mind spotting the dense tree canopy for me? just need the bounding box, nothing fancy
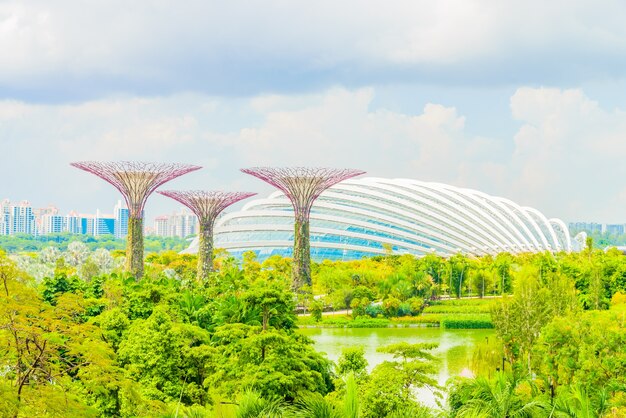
[1,243,626,416]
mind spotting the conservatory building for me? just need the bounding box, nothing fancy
[184,177,583,261]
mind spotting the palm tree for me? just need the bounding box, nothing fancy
[448,373,546,417]
[386,405,434,418]
[550,385,610,418]
[343,373,359,418]
[235,391,287,418]
[290,393,343,418]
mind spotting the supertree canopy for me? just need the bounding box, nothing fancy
[158,190,256,282]
[241,167,365,290]
[70,161,201,278]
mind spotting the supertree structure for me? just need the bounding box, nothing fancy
[157,190,256,282]
[241,167,365,290]
[70,161,201,278]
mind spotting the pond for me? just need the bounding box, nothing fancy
[298,327,495,408]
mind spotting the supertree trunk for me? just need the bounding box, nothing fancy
[293,216,311,289]
[197,221,214,283]
[126,216,144,278]
[157,190,256,284]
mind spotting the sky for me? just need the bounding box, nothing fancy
[2,0,626,223]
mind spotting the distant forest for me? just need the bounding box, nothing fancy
[0,233,190,253]
[569,228,626,249]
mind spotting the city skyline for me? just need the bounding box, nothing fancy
[4,193,626,240]
[0,197,201,238]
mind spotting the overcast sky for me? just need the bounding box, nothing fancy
[2,0,626,223]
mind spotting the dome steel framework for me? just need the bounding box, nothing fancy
[185,177,577,261]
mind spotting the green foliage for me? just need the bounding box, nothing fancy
[291,392,343,418]
[343,373,359,418]
[310,299,324,322]
[5,246,626,416]
[235,391,286,418]
[422,303,493,314]
[349,297,370,318]
[0,233,189,253]
[336,347,368,379]
[207,324,334,402]
[441,317,494,329]
[382,296,401,317]
[448,373,546,417]
[360,342,439,418]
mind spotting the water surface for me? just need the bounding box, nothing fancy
[299,327,494,407]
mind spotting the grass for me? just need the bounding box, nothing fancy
[441,316,494,329]
[297,296,496,328]
[298,313,493,329]
[428,297,501,306]
[422,304,493,314]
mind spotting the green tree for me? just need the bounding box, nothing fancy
[449,254,470,298]
[241,282,296,331]
[491,267,551,374]
[448,373,546,417]
[117,307,213,405]
[310,299,324,322]
[207,324,333,401]
[361,342,438,418]
[336,347,368,380]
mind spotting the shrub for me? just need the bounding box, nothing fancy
[406,297,425,315]
[383,297,401,318]
[398,302,412,317]
[365,303,384,318]
[441,317,493,329]
[351,317,391,328]
[350,297,370,318]
[611,291,626,306]
[352,286,376,301]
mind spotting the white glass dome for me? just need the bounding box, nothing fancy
[184,177,578,261]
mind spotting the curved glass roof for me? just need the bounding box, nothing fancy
[183,177,578,261]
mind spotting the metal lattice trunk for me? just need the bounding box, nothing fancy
[241,167,365,290]
[70,161,201,279]
[157,190,256,283]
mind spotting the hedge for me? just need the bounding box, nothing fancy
[440,317,494,329]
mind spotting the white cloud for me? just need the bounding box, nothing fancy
[4,86,626,223]
[1,1,626,96]
[509,87,626,222]
[207,88,506,193]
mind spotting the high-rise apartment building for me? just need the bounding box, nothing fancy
[65,211,82,234]
[605,224,626,235]
[41,214,65,234]
[94,210,115,236]
[154,215,169,237]
[11,201,35,235]
[152,208,197,238]
[114,200,129,239]
[0,199,10,235]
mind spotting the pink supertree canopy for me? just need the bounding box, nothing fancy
[240,167,365,219]
[157,190,257,222]
[70,161,201,217]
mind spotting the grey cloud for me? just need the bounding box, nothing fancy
[1,1,626,101]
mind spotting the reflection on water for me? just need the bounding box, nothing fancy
[298,327,494,408]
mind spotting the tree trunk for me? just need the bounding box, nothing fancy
[126,216,144,279]
[197,222,213,283]
[292,216,311,290]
